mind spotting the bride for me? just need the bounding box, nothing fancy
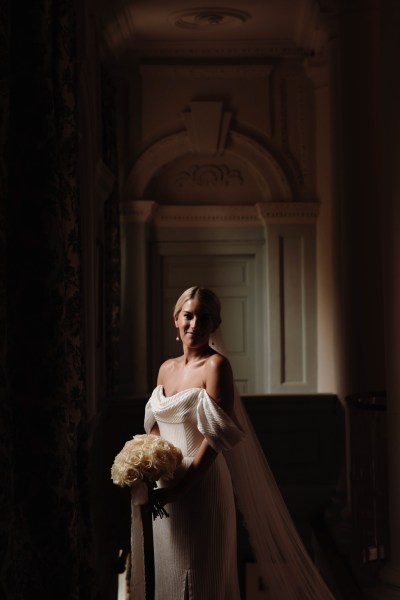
[142,286,334,600]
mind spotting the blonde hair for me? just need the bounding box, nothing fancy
[173,286,221,330]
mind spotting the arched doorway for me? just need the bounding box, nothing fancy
[119,128,318,395]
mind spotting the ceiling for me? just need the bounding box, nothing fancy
[98,0,331,65]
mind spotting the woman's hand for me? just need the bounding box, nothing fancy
[145,485,182,520]
[150,485,181,507]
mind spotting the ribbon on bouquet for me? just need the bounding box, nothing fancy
[130,482,148,600]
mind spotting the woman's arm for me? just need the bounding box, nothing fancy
[149,363,171,436]
[150,422,160,435]
[203,353,235,416]
[153,436,217,505]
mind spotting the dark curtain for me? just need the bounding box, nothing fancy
[101,65,120,398]
[0,1,17,597]
[1,0,95,597]
[105,188,121,398]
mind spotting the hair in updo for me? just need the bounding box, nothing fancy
[173,286,221,331]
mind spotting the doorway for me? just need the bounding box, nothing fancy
[151,240,266,394]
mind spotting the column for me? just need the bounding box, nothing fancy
[305,40,350,520]
[335,1,385,394]
[371,0,400,596]
[119,200,157,395]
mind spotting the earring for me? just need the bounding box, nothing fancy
[176,334,179,341]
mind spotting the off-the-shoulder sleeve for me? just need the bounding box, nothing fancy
[197,391,246,452]
[144,399,156,433]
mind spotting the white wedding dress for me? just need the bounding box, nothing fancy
[144,385,246,600]
[142,381,335,600]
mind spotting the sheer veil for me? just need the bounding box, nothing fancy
[209,328,334,600]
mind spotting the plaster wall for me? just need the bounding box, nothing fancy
[139,65,272,148]
[124,61,316,202]
[118,55,343,398]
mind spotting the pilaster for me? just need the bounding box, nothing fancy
[370,0,400,597]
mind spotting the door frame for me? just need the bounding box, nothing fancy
[149,234,267,394]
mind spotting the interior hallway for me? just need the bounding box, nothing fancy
[2,1,400,599]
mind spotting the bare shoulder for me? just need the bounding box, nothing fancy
[206,352,232,373]
[205,352,233,378]
[204,353,234,412]
[157,357,181,384]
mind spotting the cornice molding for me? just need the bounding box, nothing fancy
[120,201,319,226]
[139,64,274,78]
[135,40,306,60]
[256,201,320,224]
[154,205,260,227]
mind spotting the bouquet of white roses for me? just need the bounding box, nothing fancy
[111,433,183,519]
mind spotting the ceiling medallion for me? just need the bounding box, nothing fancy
[170,8,250,30]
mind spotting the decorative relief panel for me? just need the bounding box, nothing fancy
[271,63,315,199]
[146,152,259,205]
[139,64,274,149]
[169,8,250,30]
[175,164,244,188]
[279,234,306,384]
[279,79,305,186]
[124,130,296,203]
[267,224,317,393]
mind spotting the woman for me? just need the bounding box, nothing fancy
[143,286,334,600]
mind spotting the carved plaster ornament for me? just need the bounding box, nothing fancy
[175,164,243,188]
[169,8,250,30]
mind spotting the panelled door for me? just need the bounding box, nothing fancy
[153,242,266,394]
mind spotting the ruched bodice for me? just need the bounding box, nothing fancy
[145,385,245,455]
[145,387,206,458]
